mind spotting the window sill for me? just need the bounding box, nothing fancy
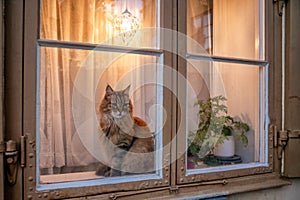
[40,171,101,184]
[69,173,290,199]
[172,173,291,200]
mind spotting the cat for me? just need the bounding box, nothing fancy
[95,84,155,177]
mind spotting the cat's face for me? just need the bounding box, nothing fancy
[105,85,131,119]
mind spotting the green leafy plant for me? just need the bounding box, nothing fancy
[188,95,250,160]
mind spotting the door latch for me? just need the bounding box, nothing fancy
[4,140,19,185]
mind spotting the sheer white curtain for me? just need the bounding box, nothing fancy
[40,0,156,173]
[40,0,99,172]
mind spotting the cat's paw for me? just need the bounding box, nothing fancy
[95,164,110,176]
[104,170,111,177]
[111,169,122,177]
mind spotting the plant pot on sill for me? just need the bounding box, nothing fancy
[214,136,235,157]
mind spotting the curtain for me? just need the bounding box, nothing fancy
[40,0,156,174]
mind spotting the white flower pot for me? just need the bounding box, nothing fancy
[214,136,235,157]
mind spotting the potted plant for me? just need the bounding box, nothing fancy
[188,95,250,164]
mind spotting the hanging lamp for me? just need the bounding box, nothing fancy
[114,0,140,45]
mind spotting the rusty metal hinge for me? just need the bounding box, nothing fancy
[273,125,300,159]
[3,140,18,185]
[1,136,26,186]
[278,130,288,159]
[272,124,300,176]
[272,125,288,159]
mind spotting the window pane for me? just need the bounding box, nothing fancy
[187,0,262,60]
[41,0,158,48]
[186,59,267,172]
[38,46,162,185]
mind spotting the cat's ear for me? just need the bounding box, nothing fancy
[123,85,131,95]
[106,84,114,95]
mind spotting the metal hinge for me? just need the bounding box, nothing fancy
[273,125,300,157]
[169,185,179,193]
[272,124,300,176]
[273,125,288,159]
[0,136,26,186]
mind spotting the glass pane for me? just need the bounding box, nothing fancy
[187,0,262,60]
[38,46,162,184]
[186,59,266,172]
[41,0,158,48]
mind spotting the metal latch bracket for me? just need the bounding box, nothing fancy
[273,0,288,16]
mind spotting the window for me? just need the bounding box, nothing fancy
[21,0,277,198]
[38,48,162,184]
[177,0,270,184]
[34,0,171,192]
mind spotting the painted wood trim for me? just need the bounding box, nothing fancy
[3,0,24,199]
[0,0,4,199]
[38,39,163,56]
[69,173,290,200]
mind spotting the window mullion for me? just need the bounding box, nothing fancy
[38,39,163,56]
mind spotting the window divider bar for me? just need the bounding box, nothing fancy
[186,53,268,66]
[37,39,163,56]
